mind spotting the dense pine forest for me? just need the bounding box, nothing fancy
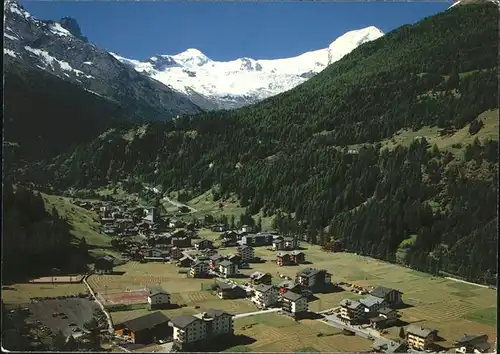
[2,181,91,281]
[16,4,499,285]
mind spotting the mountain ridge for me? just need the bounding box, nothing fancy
[112,26,384,110]
[3,0,203,121]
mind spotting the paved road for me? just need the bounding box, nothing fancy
[181,250,196,260]
[233,308,281,319]
[162,196,198,213]
[321,313,384,340]
[319,313,412,352]
[83,274,114,335]
[318,306,340,314]
[143,185,198,213]
[444,277,490,289]
[156,342,174,353]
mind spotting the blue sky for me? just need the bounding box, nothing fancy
[22,1,451,61]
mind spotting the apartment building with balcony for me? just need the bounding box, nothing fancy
[339,299,365,324]
[171,309,234,351]
[405,325,438,351]
[280,291,308,319]
[251,284,279,309]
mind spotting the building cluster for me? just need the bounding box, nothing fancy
[339,286,403,328]
[113,308,235,350]
[214,267,333,320]
[276,250,306,266]
[177,249,242,279]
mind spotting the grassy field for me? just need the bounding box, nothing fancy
[87,261,258,324]
[224,313,372,352]
[171,190,275,231]
[1,283,87,304]
[41,193,110,248]
[380,109,499,154]
[92,244,497,349]
[218,244,497,347]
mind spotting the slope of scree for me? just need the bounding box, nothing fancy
[39,3,499,285]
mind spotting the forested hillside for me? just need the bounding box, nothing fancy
[2,181,90,281]
[34,4,499,284]
[3,61,135,165]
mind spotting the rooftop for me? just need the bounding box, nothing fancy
[219,260,233,267]
[120,312,170,332]
[193,239,211,245]
[297,267,326,277]
[170,315,199,329]
[278,280,296,288]
[371,286,403,298]
[210,253,224,261]
[282,291,303,302]
[340,299,362,310]
[250,271,268,279]
[254,283,276,293]
[216,282,233,290]
[378,307,395,315]
[406,325,437,338]
[455,334,489,345]
[191,260,207,267]
[359,295,386,308]
[148,286,169,296]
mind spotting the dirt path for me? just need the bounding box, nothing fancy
[162,196,198,213]
[444,276,490,289]
[83,274,114,334]
[232,308,280,319]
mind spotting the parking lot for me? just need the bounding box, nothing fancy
[25,298,99,337]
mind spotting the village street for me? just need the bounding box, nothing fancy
[143,184,198,213]
[321,313,384,340]
[233,307,281,319]
[162,195,198,213]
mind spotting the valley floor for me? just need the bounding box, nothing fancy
[2,191,497,353]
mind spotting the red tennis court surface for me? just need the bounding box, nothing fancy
[28,275,85,283]
[99,290,149,305]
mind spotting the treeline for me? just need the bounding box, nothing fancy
[24,4,499,284]
[2,181,89,281]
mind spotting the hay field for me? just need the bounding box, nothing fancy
[89,261,258,324]
[1,283,87,304]
[379,109,499,154]
[225,313,372,352]
[87,262,209,293]
[110,294,256,324]
[222,243,497,344]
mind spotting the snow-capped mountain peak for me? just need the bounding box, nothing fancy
[327,26,384,63]
[448,0,500,9]
[113,26,384,110]
[170,48,211,67]
[5,0,33,20]
[4,0,202,119]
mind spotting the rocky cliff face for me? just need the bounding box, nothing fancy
[3,0,203,121]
